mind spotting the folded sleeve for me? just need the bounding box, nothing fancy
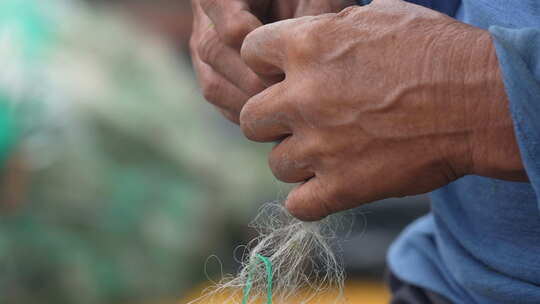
[357,0,461,17]
[490,27,540,210]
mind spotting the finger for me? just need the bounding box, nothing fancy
[218,107,241,124]
[192,53,249,123]
[239,82,292,142]
[200,0,264,49]
[241,20,292,82]
[285,177,335,221]
[191,2,252,122]
[287,164,392,221]
[268,136,314,183]
[197,26,266,96]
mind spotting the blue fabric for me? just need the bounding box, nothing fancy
[387,1,540,303]
[357,0,461,16]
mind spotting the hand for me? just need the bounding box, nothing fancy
[240,0,525,220]
[190,0,355,123]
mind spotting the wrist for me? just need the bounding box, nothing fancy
[421,22,483,180]
[461,29,527,181]
[422,22,525,181]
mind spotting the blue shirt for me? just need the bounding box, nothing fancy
[375,1,540,303]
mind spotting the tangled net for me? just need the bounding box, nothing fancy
[189,202,347,304]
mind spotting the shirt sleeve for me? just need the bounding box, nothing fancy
[356,0,461,17]
[490,27,540,210]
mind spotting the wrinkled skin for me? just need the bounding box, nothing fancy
[240,0,526,220]
[190,0,355,123]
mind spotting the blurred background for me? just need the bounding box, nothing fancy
[0,0,429,303]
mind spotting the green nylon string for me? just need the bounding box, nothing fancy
[242,254,273,304]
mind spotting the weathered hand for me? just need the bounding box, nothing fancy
[190,0,354,123]
[240,0,525,220]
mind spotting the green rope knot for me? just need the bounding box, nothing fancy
[242,254,273,304]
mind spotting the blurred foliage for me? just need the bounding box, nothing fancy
[0,0,276,303]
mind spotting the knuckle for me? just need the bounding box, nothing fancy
[200,76,222,103]
[289,78,322,114]
[197,31,222,65]
[269,139,312,183]
[288,24,321,60]
[240,29,258,64]
[298,77,321,98]
[239,102,258,140]
[242,73,266,95]
[268,147,289,182]
[221,13,251,47]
